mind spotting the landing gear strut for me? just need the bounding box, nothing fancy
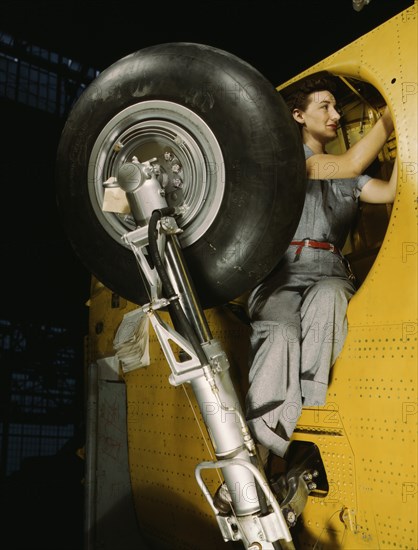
[112,154,329,549]
[116,154,294,548]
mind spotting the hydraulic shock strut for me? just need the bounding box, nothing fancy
[113,157,293,548]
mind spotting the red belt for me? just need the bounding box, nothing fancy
[289,239,356,281]
[290,239,342,259]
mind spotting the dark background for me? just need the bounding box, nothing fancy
[0,1,414,549]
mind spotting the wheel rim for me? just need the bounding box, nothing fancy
[88,100,225,247]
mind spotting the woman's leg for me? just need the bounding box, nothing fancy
[300,277,356,406]
[245,286,303,457]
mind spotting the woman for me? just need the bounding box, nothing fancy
[245,72,397,462]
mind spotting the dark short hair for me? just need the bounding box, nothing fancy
[281,71,339,113]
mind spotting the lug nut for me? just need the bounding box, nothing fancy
[173,177,183,188]
[170,156,181,170]
[286,510,296,525]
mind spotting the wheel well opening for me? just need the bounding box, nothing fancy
[332,76,396,287]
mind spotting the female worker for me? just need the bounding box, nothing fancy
[245,72,398,463]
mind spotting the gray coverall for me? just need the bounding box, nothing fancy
[245,144,371,457]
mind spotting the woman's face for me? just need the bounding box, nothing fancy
[293,89,341,144]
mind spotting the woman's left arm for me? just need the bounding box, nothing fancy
[359,157,398,204]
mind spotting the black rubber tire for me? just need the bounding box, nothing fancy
[56,42,306,309]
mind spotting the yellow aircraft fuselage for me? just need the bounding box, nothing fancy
[86,5,417,549]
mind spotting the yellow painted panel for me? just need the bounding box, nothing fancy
[277,5,417,548]
[87,5,417,549]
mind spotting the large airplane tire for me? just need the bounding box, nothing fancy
[56,42,306,309]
